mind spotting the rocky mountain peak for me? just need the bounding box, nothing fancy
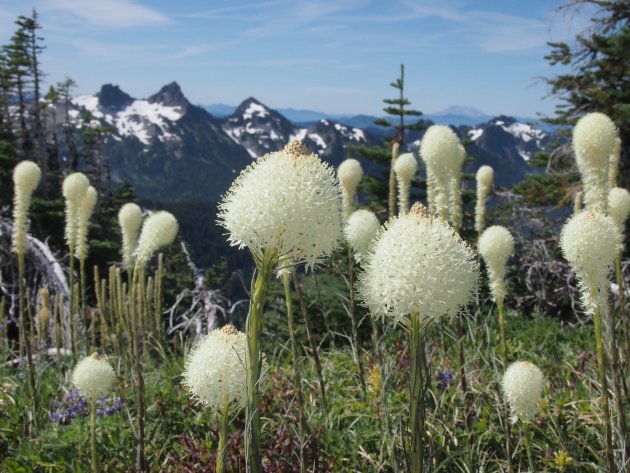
[148,81,188,108]
[97,84,133,109]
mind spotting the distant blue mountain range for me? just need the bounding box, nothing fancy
[201,103,554,131]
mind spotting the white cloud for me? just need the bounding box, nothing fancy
[42,0,171,28]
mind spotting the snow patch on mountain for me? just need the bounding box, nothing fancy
[501,122,545,143]
[468,128,483,141]
[243,102,269,120]
[71,95,184,145]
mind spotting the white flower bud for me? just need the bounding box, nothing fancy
[358,205,479,327]
[345,209,380,263]
[218,150,343,270]
[608,187,630,234]
[11,161,41,256]
[502,360,545,423]
[118,203,143,269]
[183,325,249,410]
[478,226,514,301]
[63,173,90,251]
[71,352,115,401]
[77,186,97,260]
[134,211,178,266]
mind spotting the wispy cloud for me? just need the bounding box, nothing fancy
[181,0,289,20]
[41,0,171,28]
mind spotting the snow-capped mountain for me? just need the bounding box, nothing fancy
[221,97,377,166]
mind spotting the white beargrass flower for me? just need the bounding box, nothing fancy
[475,165,494,235]
[358,204,479,327]
[345,209,380,263]
[76,186,97,261]
[63,173,90,252]
[218,148,343,270]
[118,203,143,269]
[11,161,41,256]
[448,144,466,230]
[420,126,462,220]
[478,226,514,301]
[608,187,630,234]
[394,153,418,215]
[71,352,115,401]
[560,210,622,315]
[609,137,621,188]
[183,325,248,410]
[134,211,178,266]
[338,158,363,221]
[573,112,618,213]
[502,361,545,423]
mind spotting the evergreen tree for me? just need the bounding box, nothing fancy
[349,64,425,214]
[545,0,630,184]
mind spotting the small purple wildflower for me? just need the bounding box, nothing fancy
[50,389,122,424]
[436,370,455,390]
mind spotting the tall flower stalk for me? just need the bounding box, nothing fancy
[358,203,478,472]
[71,352,115,473]
[475,166,494,236]
[394,153,418,215]
[11,160,41,434]
[63,172,90,358]
[183,325,248,473]
[389,142,400,220]
[77,186,97,349]
[218,141,342,472]
[560,210,621,473]
[132,210,178,472]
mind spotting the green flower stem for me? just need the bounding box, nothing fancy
[282,272,309,473]
[292,271,327,408]
[409,311,427,473]
[601,295,629,461]
[347,246,366,395]
[615,256,630,365]
[523,422,534,473]
[245,248,276,473]
[389,146,399,220]
[593,298,615,473]
[69,243,77,361]
[18,252,39,435]
[130,265,147,472]
[216,397,230,473]
[90,399,99,473]
[498,296,514,473]
[80,255,88,352]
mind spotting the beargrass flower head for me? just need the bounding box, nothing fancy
[476,165,494,189]
[502,360,545,423]
[560,210,622,315]
[478,225,514,301]
[394,153,418,183]
[62,172,90,250]
[608,187,630,233]
[218,144,343,270]
[182,325,249,411]
[337,158,363,198]
[573,112,618,213]
[76,186,97,260]
[420,125,462,176]
[357,203,479,327]
[11,161,41,255]
[345,209,380,263]
[71,352,115,402]
[134,211,178,266]
[118,203,143,269]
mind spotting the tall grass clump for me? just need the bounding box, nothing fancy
[358,203,478,472]
[218,140,342,473]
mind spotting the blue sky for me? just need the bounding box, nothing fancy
[0,0,593,118]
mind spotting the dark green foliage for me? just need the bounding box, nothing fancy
[544,0,630,184]
[512,174,566,206]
